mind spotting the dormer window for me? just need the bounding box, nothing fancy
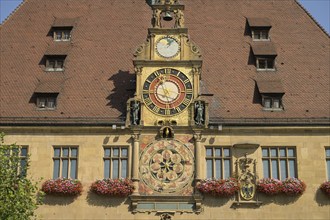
[53,28,72,41]
[36,93,58,109]
[256,57,275,71]
[45,56,66,71]
[247,17,271,41]
[251,42,277,71]
[255,79,284,111]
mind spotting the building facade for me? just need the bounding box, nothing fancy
[0,0,329,219]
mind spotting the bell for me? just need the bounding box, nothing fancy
[163,11,173,21]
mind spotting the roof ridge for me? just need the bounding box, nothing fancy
[0,0,27,26]
[294,0,329,37]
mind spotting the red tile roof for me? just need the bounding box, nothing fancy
[34,74,65,93]
[52,18,78,27]
[0,0,329,125]
[256,80,284,94]
[247,17,272,27]
[251,42,277,56]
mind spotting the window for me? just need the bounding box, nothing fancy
[262,95,283,110]
[53,28,72,41]
[19,146,28,177]
[36,93,58,109]
[53,147,78,179]
[206,147,231,179]
[262,147,297,180]
[256,57,275,71]
[326,148,330,180]
[104,147,128,179]
[252,29,269,41]
[1,146,28,177]
[45,56,66,71]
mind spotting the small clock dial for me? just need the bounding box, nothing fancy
[156,36,180,58]
[143,68,193,116]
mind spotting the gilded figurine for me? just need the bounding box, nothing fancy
[174,9,184,28]
[152,9,162,28]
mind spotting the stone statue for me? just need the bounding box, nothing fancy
[174,9,184,28]
[195,101,204,125]
[131,100,140,125]
[152,9,162,28]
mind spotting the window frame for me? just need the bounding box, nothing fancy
[325,147,330,180]
[45,56,66,72]
[205,146,232,179]
[261,95,283,111]
[256,56,276,71]
[252,29,270,41]
[103,146,129,179]
[262,146,297,180]
[53,27,72,41]
[36,93,58,110]
[52,146,79,179]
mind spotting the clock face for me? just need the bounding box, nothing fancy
[142,68,193,116]
[156,36,180,58]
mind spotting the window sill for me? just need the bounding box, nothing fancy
[256,68,276,72]
[36,107,56,111]
[54,39,71,42]
[262,107,283,112]
[252,39,270,42]
[45,69,64,72]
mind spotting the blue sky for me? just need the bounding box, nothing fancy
[0,0,329,34]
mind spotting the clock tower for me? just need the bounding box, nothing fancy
[127,0,205,127]
[127,0,206,214]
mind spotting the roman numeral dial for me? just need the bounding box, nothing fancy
[142,68,193,116]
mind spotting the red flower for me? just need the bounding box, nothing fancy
[90,178,134,197]
[320,181,330,196]
[257,178,283,195]
[196,178,240,197]
[41,178,82,196]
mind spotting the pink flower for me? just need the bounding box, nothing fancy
[320,181,330,196]
[90,178,134,197]
[196,178,240,197]
[42,178,82,196]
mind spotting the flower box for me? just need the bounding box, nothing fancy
[257,178,283,195]
[196,178,240,197]
[41,178,83,196]
[281,178,306,195]
[90,178,134,197]
[257,178,306,196]
[320,181,330,196]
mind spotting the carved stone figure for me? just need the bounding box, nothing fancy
[160,213,172,220]
[153,9,162,28]
[174,9,184,28]
[238,154,256,201]
[195,101,204,125]
[131,100,140,125]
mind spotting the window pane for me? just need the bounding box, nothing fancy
[327,160,330,181]
[20,159,27,176]
[63,31,70,40]
[280,159,287,180]
[215,159,222,179]
[279,148,286,157]
[62,159,68,178]
[267,59,274,68]
[289,159,296,177]
[70,159,77,179]
[262,148,268,157]
[104,149,111,157]
[206,159,213,179]
[54,148,60,157]
[62,148,69,157]
[56,31,61,39]
[104,159,110,179]
[48,60,55,68]
[206,148,212,157]
[112,159,119,178]
[272,160,278,179]
[288,148,295,157]
[224,159,230,178]
[121,159,127,178]
[121,148,128,157]
[258,59,266,69]
[21,148,28,157]
[53,159,60,179]
[71,148,77,157]
[264,99,271,108]
[56,60,63,69]
[326,149,330,157]
[263,160,270,178]
[271,148,277,157]
[273,99,280,108]
[47,98,55,108]
[215,149,221,157]
[223,148,230,157]
[113,148,119,157]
